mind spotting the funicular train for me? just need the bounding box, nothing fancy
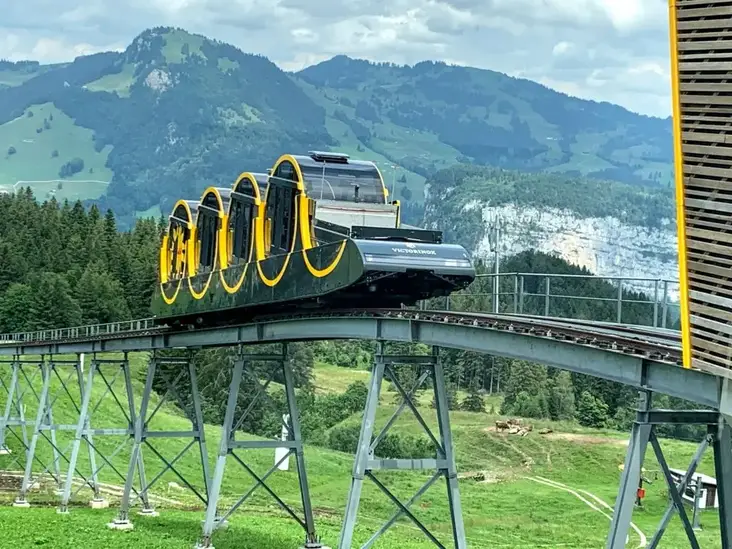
[151,151,476,329]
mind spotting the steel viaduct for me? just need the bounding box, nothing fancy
[0,300,730,549]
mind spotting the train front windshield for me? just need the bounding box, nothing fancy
[300,163,385,204]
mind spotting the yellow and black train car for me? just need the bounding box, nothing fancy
[150,151,475,328]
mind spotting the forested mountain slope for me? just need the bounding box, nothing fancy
[0,28,334,227]
[295,55,673,191]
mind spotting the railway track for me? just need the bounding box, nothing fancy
[0,309,681,366]
[375,309,681,364]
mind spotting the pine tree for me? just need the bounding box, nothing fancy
[29,272,82,330]
[501,360,549,417]
[0,239,29,294]
[0,194,158,332]
[575,391,609,428]
[460,378,485,413]
[0,283,34,332]
[76,260,131,324]
[549,371,576,420]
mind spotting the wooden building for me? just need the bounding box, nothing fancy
[669,468,719,510]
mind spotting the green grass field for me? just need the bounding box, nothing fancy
[0,354,724,548]
[136,204,163,220]
[0,64,63,88]
[85,64,137,97]
[0,70,40,88]
[0,103,113,200]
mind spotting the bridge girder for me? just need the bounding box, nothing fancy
[0,315,722,410]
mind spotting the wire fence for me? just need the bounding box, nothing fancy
[421,272,681,329]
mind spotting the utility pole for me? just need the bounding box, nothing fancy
[487,215,504,314]
[692,475,702,530]
[390,165,398,198]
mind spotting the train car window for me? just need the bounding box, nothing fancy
[197,213,217,272]
[300,164,384,203]
[167,225,187,279]
[168,204,191,279]
[196,192,223,273]
[228,200,254,263]
[267,161,298,255]
[277,161,296,182]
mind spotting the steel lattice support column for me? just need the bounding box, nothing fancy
[0,358,30,462]
[606,392,652,549]
[109,351,210,530]
[338,343,467,549]
[13,357,91,507]
[713,418,732,549]
[197,343,325,549]
[59,353,143,513]
[606,393,725,549]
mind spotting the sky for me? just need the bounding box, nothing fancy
[0,0,673,118]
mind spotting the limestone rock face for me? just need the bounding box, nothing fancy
[463,200,680,299]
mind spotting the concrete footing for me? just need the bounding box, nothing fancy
[90,498,109,509]
[107,519,134,531]
[12,499,29,508]
[137,508,159,517]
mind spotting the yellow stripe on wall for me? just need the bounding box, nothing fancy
[668,0,692,369]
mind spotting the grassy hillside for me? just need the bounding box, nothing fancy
[0,60,58,88]
[0,355,722,548]
[0,103,112,199]
[0,27,672,227]
[0,28,335,227]
[0,69,40,88]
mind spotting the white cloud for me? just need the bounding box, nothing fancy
[0,0,674,117]
[552,41,573,56]
[597,0,653,32]
[290,28,319,45]
[0,31,123,63]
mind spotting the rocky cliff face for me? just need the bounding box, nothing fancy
[462,200,680,298]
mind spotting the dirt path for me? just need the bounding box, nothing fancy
[526,476,647,549]
[540,433,630,447]
[0,470,184,506]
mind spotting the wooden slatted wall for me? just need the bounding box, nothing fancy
[671,0,732,377]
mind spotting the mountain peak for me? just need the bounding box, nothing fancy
[123,26,212,67]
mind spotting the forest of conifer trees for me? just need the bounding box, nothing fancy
[0,188,160,333]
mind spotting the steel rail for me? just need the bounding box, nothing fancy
[375,309,681,364]
[479,312,682,346]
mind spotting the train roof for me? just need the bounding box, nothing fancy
[291,152,380,172]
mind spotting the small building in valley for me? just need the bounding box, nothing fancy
[669,468,719,509]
